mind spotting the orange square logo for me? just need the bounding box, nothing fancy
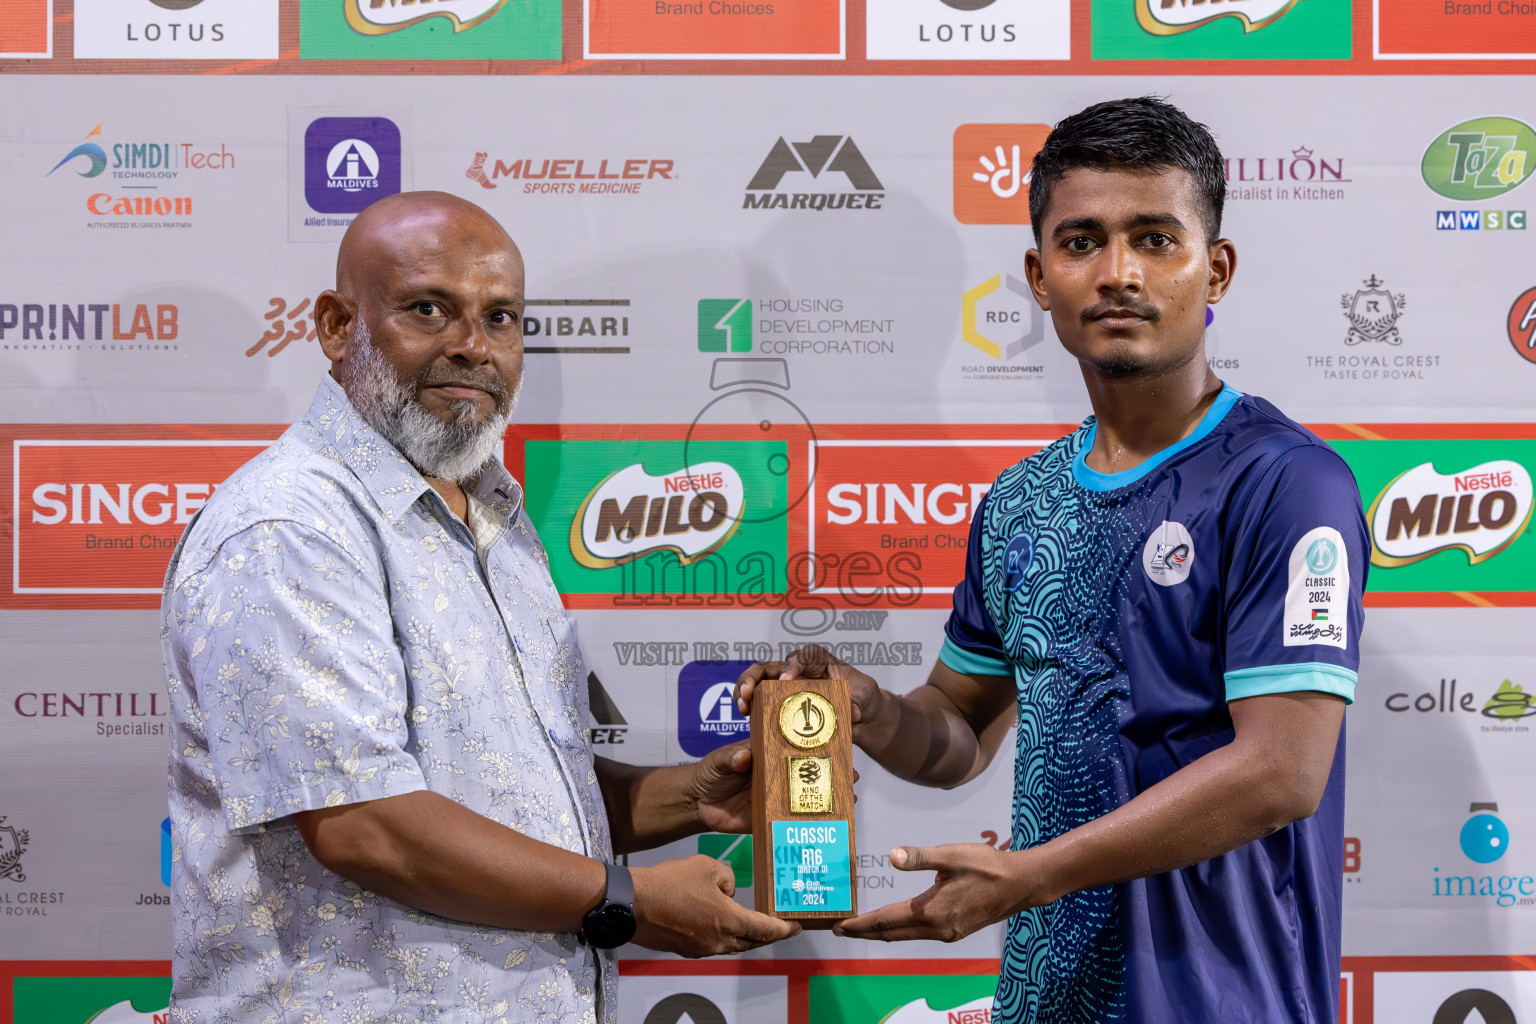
[0,0,51,57]
[953,123,1052,226]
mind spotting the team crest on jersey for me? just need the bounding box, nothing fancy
[1002,532,1034,593]
[1284,526,1349,648]
[1142,521,1194,586]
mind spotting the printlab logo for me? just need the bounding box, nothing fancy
[677,660,755,757]
[743,135,886,211]
[1142,521,1194,586]
[1341,275,1407,346]
[1136,0,1302,35]
[1510,286,1536,365]
[1367,459,1534,568]
[345,0,508,33]
[698,299,752,353]
[587,671,627,745]
[1422,117,1535,202]
[303,117,402,215]
[0,816,29,882]
[953,123,1051,225]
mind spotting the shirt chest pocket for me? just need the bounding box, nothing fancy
[519,615,591,756]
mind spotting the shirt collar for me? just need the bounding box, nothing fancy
[303,375,525,525]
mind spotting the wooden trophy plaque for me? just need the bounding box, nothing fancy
[749,675,858,926]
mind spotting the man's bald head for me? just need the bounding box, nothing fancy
[335,190,521,299]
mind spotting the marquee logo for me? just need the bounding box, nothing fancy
[1136,0,1301,34]
[345,0,509,33]
[1367,459,1534,568]
[1422,117,1536,202]
[571,461,745,569]
[743,136,886,211]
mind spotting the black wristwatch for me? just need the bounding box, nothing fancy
[579,862,636,949]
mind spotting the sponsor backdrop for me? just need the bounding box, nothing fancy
[1,3,1535,1023]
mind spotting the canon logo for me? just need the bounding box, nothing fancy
[824,482,993,526]
[31,482,215,526]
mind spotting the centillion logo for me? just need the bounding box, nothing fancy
[344,0,508,34]
[1136,0,1301,34]
[570,461,745,569]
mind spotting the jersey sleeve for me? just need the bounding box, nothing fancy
[940,488,1014,678]
[1223,443,1369,704]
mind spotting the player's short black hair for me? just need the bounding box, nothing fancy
[1028,96,1226,245]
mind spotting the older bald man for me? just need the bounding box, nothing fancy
[161,192,796,1024]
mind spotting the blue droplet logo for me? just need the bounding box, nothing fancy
[1460,813,1509,864]
[1306,538,1338,575]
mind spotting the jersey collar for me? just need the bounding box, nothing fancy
[1071,383,1244,493]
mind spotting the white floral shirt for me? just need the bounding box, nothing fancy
[162,376,615,1024]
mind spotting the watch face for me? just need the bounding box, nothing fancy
[585,902,637,949]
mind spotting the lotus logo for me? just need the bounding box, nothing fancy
[345,0,509,34]
[1368,459,1534,568]
[571,462,745,569]
[1136,0,1300,34]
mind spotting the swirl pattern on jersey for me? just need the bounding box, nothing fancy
[981,425,1155,1024]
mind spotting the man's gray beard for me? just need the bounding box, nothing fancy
[344,319,520,484]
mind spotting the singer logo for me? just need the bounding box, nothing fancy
[11,438,272,597]
[953,123,1051,225]
[809,438,1049,595]
[571,461,746,569]
[345,0,509,33]
[1368,459,1534,568]
[1136,0,1301,34]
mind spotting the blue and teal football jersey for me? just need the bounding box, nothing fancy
[941,386,1366,1024]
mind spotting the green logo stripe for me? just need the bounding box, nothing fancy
[1422,117,1536,201]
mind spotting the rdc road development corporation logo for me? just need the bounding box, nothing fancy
[303,117,402,217]
[677,660,755,757]
[345,0,509,33]
[866,0,1069,61]
[960,273,1044,379]
[1136,0,1302,34]
[465,151,674,196]
[46,120,234,228]
[743,135,885,211]
[1368,459,1534,568]
[72,0,279,60]
[953,123,1051,225]
[1509,286,1536,365]
[1142,521,1194,586]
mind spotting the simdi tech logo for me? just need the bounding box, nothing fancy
[743,135,885,211]
[72,0,279,60]
[1091,0,1350,58]
[46,120,234,226]
[299,0,560,59]
[952,123,1051,225]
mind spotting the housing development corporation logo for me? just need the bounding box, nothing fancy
[1367,459,1534,568]
[698,299,753,353]
[953,123,1051,224]
[345,0,508,33]
[1422,117,1535,202]
[743,135,885,211]
[1341,275,1407,346]
[303,117,402,216]
[1136,0,1301,35]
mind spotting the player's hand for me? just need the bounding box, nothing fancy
[734,645,889,747]
[832,844,1040,943]
[631,855,801,957]
[688,740,753,835]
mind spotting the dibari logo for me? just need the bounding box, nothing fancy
[743,135,885,211]
[1510,286,1536,365]
[464,152,674,196]
[571,462,745,569]
[1341,275,1407,346]
[953,123,1051,225]
[678,659,755,757]
[1136,0,1301,34]
[0,815,29,882]
[0,302,180,351]
[1367,459,1534,567]
[346,0,508,33]
[303,117,402,217]
[1422,117,1535,202]
[1142,520,1194,586]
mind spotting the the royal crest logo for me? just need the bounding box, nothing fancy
[345,0,509,34]
[1135,0,1301,34]
[0,816,30,882]
[1341,275,1407,346]
[571,461,745,569]
[1368,459,1534,568]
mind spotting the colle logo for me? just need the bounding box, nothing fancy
[1136,0,1301,34]
[1422,117,1536,202]
[1367,459,1534,567]
[953,124,1051,225]
[743,136,885,211]
[1485,679,1536,720]
[698,299,753,353]
[345,0,508,33]
[1509,286,1536,364]
[570,461,744,569]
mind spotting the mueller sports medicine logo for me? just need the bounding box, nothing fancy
[1368,459,1534,568]
[11,437,273,598]
[303,117,402,217]
[345,0,508,33]
[464,152,674,196]
[571,462,745,569]
[1422,117,1535,202]
[47,121,233,225]
[743,136,886,211]
[1136,0,1302,34]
